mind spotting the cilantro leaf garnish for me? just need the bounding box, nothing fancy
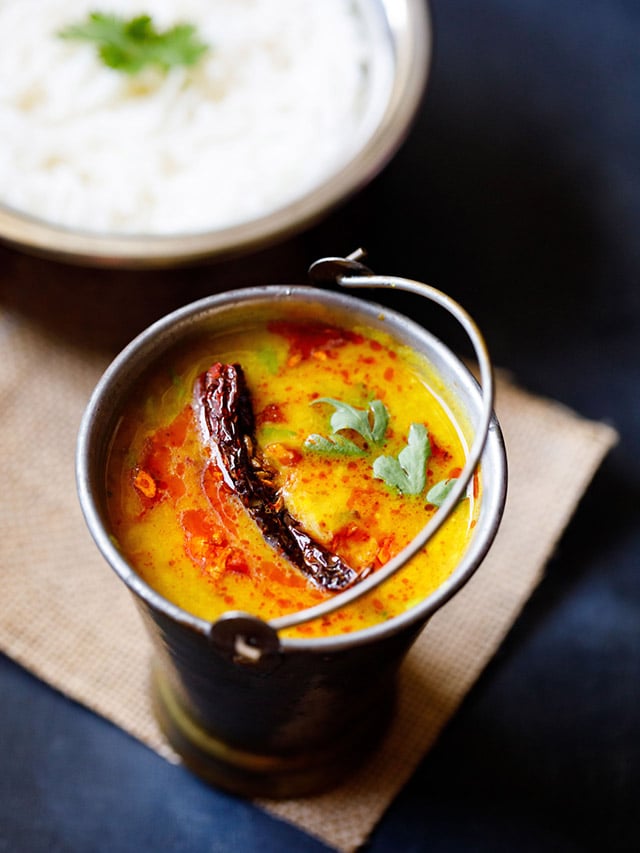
[311,397,389,444]
[304,434,366,456]
[59,12,209,75]
[426,478,459,507]
[372,423,430,495]
[306,393,462,504]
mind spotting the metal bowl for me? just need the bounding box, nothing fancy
[0,1,431,269]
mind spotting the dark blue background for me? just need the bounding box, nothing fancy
[1,1,639,850]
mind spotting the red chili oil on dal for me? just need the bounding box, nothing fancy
[105,319,479,638]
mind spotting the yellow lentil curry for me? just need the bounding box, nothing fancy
[106,318,479,638]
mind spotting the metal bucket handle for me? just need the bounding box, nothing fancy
[209,250,495,661]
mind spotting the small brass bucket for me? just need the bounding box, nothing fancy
[76,255,507,797]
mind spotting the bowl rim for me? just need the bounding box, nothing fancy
[76,283,508,654]
[0,0,432,268]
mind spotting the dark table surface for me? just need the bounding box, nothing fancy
[1,1,639,850]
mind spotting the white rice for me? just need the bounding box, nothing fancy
[0,0,393,235]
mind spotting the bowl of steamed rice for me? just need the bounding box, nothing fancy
[0,0,431,268]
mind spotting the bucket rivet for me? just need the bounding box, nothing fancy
[208,612,281,665]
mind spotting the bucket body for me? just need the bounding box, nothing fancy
[77,285,507,796]
[143,602,420,796]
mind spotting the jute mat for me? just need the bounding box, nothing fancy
[0,306,617,853]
